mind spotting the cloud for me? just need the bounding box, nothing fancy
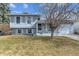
[39,4,46,7]
[23,4,28,8]
[11,11,22,14]
[34,12,40,14]
[9,3,16,8]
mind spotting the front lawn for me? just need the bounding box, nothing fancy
[0,35,79,56]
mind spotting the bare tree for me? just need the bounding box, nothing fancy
[39,3,78,38]
[71,4,79,21]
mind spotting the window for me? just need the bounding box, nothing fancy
[22,16,26,23]
[16,16,20,23]
[28,29,32,33]
[38,24,42,30]
[12,29,16,34]
[18,29,21,33]
[38,17,40,20]
[33,17,36,22]
[11,16,14,23]
[27,17,31,24]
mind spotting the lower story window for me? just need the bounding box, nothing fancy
[12,29,16,34]
[28,29,32,33]
[18,29,21,33]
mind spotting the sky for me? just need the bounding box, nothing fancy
[9,3,41,14]
[9,3,79,14]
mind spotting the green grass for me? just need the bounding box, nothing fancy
[0,35,79,56]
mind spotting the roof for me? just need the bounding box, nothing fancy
[38,20,46,23]
[7,14,40,16]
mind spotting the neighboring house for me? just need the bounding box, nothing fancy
[7,14,78,36]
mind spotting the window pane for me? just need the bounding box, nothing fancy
[27,17,31,24]
[18,29,21,33]
[22,16,26,23]
[33,17,36,22]
[28,29,32,33]
[11,17,14,23]
[16,16,20,23]
[38,24,42,30]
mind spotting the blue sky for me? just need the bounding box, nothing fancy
[9,3,41,14]
[9,3,79,14]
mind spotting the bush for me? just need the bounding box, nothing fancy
[0,31,4,35]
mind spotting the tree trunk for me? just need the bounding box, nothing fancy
[50,28,54,39]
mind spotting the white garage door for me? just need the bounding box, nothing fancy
[54,24,74,35]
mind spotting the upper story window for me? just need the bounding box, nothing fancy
[27,17,31,24]
[16,16,20,24]
[32,17,36,22]
[10,16,15,23]
[22,16,26,23]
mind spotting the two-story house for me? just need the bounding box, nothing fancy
[8,14,40,35]
[8,13,53,36]
[8,13,77,36]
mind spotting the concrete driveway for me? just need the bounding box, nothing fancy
[60,34,79,41]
